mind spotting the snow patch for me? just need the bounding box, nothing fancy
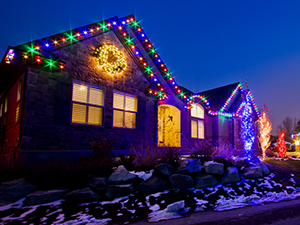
[148,200,186,223]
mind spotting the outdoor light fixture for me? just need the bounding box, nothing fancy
[295,141,299,146]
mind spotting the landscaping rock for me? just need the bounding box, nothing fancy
[204,161,224,175]
[222,167,240,184]
[195,174,218,188]
[255,161,270,175]
[232,158,252,168]
[107,165,136,184]
[24,189,67,206]
[0,179,38,203]
[107,184,135,198]
[65,188,100,202]
[137,176,169,193]
[241,166,263,179]
[153,163,175,180]
[169,174,193,189]
[176,158,203,174]
[214,156,234,168]
[88,177,107,192]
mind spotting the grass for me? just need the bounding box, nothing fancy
[264,158,300,187]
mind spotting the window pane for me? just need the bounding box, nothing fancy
[73,83,88,103]
[125,112,136,128]
[15,103,20,123]
[191,104,204,119]
[196,105,204,119]
[191,105,197,117]
[88,106,103,125]
[113,93,124,110]
[4,98,8,113]
[17,81,21,101]
[72,103,87,124]
[191,120,197,138]
[125,96,137,112]
[113,110,124,127]
[89,88,103,106]
[198,120,205,139]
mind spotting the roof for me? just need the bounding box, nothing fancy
[0,14,260,119]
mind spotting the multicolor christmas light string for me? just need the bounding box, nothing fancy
[4,15,259,118]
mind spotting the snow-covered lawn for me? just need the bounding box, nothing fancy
[1,170,300,224]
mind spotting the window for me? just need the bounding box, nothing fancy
[191,103,205,139]
[113,91,137,128]
[16,81,21,123]
[4,98,7,113]
[71,81,104,126]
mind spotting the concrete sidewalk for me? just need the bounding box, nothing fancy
[127,198,300,225]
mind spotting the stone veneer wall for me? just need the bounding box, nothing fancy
[21,31,156,154]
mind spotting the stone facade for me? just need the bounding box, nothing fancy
[21,31,156,153]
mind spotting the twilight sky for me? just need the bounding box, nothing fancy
[1,0,300,135]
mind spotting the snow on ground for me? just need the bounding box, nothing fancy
[1,168,300,224]
[129,170,153,181]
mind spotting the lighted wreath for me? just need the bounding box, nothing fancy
[94,44,127,74]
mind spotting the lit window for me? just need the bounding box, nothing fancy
[191,103,205,139]
[15,103,20,123]
[17,81,21,102]
[16,81,22,123]
[191,104,204,119]
[71,81,104,126]
[4,98,8,113]
[113,91,137,128]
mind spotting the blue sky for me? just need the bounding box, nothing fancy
[1,0,300,135]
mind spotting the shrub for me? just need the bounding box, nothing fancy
[0,157,23,184]
[161,147,180,168]
[212,139,236,160]
[86,136,116,160]
[130,140,161,171]
[191,139,214,157]
[118,153,136,171]
[265,148,276,158]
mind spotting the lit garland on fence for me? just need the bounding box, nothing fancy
[94,44,127,74]
[241,92,255,160]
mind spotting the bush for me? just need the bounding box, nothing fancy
[161,147,180,168]
[0,157,23,184]
[191,139,214,157]
[86,136,116,160]
[212,139,236,160]
[129,140,161,171]
[265,148,276,158]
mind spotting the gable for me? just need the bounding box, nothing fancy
[0,14,260,120]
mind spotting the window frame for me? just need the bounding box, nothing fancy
[191,103,205,139]
[71,80,105,127]
[112,90,138,129]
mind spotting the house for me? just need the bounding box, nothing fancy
[0,15,260,162]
